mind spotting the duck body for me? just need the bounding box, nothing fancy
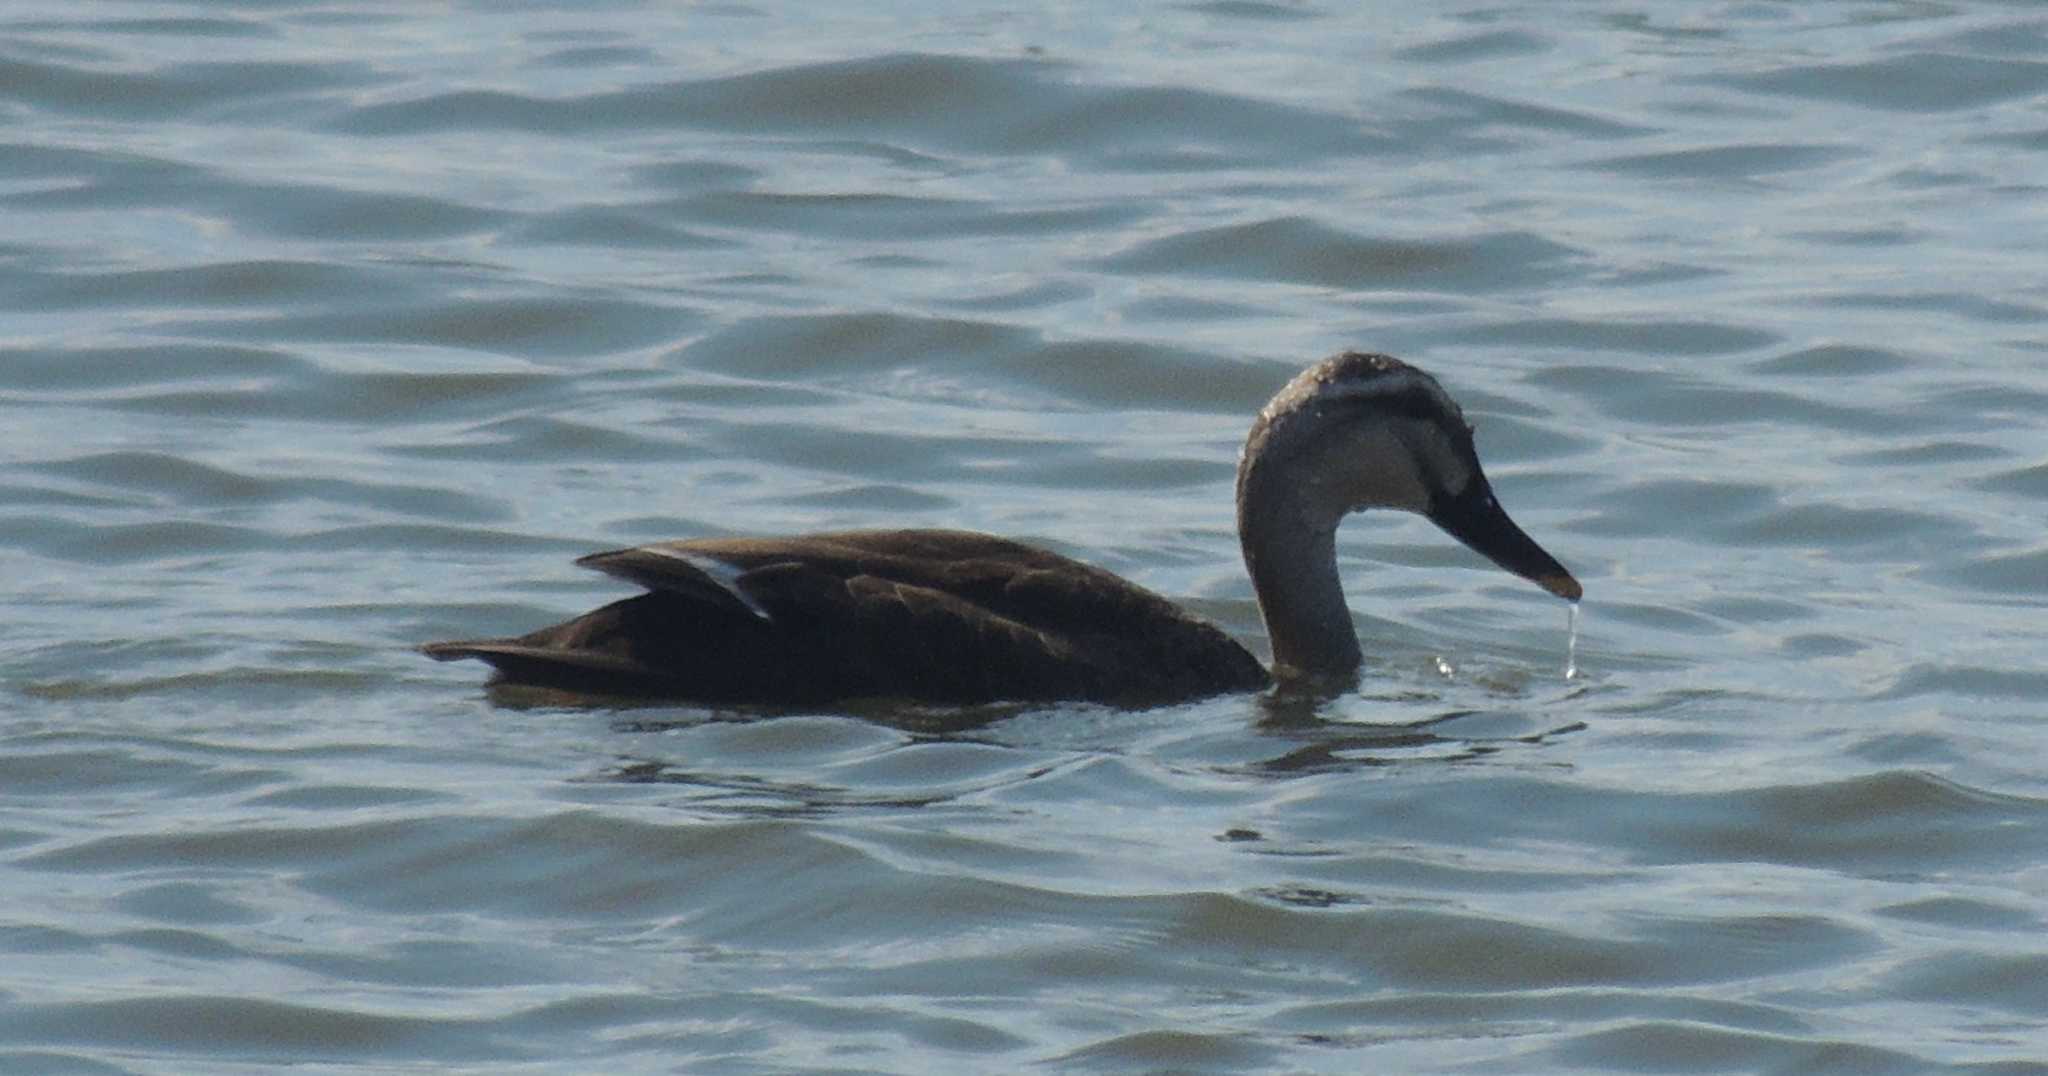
[424,352,1580,706]
[423,529,1271,705]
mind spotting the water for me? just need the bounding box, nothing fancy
[4,2,2048,1072]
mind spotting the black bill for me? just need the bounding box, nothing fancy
[1427,477,1582,601]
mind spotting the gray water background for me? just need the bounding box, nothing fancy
[5,2,2048,1072]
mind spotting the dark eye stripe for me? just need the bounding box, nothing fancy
[1322,382,1465,435]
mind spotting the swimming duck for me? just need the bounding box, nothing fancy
[422,352,1580,705]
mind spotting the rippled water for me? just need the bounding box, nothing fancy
[6,2,2048,1072]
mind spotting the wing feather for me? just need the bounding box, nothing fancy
[426,529,1269,705]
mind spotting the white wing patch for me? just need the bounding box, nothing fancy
[643,546,774,622]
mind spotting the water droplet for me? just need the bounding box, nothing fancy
[1564,601,1581,680]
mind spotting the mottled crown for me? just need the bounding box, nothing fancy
[1245,352,1469,456]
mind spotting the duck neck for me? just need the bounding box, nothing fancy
[1237,477,1361,682]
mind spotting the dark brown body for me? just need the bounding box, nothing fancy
[422,529,1270,706]
[424,354,1582,708]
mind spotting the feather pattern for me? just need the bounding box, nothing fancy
[423,529,1270,705]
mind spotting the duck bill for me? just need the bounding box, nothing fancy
[1427,478,1582,601]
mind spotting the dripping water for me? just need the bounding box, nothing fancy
[1564,601,1580,680]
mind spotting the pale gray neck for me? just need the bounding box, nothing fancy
[1237,473,1361,682]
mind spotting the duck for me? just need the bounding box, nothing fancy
[422,351,1581,706]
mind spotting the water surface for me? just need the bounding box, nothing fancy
[5,2,2048,1072]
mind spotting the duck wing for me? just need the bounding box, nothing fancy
[422,528,1269,706]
